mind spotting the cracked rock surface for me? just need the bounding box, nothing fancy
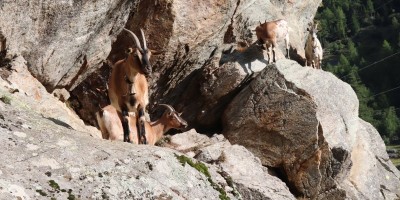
[0,95,221,200]
[222,59,400,199]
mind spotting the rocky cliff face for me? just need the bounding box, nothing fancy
[70,0,321,129]
[223,60,400,199]
[1,0,399,199]
[0,0,135,91]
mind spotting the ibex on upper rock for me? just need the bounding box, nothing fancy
[255,19,290,63]
[96,104,187,145]
[108,28,161,144]
[305,22,323,69]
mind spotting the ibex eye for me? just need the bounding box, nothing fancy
[124,75,133,84]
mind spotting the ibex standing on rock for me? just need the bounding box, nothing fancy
[305,22,323,69]
[255,19,290,63]
[108,28,160,144]
[96,104,188,145]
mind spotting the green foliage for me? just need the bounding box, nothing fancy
[316,0,400,145]
[335,7,347,38]
[48,180,60,191]
[351,13,361,34]
[175,154,229,200]
[381,40,393,56]
[392,17,400,28]
[347,40,358,62]
[176,154,211,178]
[365,0,374,16]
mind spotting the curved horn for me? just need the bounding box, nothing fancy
[159,104,175,113]
[123,28,143,51]
[140,29,148,50]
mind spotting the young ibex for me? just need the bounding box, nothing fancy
[305,22,323,69]
[255,19,290,63]
[96,104,188,145]
[108,28,160,144]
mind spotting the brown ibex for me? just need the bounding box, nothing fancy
[108,28,160,144]
[305,22,323,69]
[255,19,290,63]
[96,104,188,145]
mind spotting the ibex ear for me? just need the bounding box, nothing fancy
[150,49,164,55]
[178,112,183,116]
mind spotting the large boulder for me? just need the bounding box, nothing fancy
[0,0,135,91]
[222,59,400,199]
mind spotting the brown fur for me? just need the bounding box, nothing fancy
[255,19,290,63]
[107,28,162,143]
[96,105,187,145]
[108,49,149,116]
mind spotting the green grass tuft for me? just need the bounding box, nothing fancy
[48,180,60,191]
[175,154,230,200]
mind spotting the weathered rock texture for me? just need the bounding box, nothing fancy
[163,130,296,200]
[0,70,295,199]
[0,50,294,200]
[0,103,221,199]
[70,0,322,129]
[0,0,136,91]
[2,0,399,199]
[223,59,400,199]
[0,55,99,136]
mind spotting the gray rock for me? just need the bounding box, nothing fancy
[0,100,222,200]
[52,88,70,102]
[218,145,296,200]
[0,56,100,137]
[167,130,296,200]
[0,0,135,91]
[70,0,322,129]
[222,59,400,199]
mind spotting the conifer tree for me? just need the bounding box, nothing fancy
[366,0,374,17]
[381,40,393,57]
[351,13,361,34]
[336,7,347,38]
[347,40,358,62]
[392,17,400,29]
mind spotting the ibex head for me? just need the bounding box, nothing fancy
[307,21,319,41]
[159,104,188,130]
[124,28,161,76]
